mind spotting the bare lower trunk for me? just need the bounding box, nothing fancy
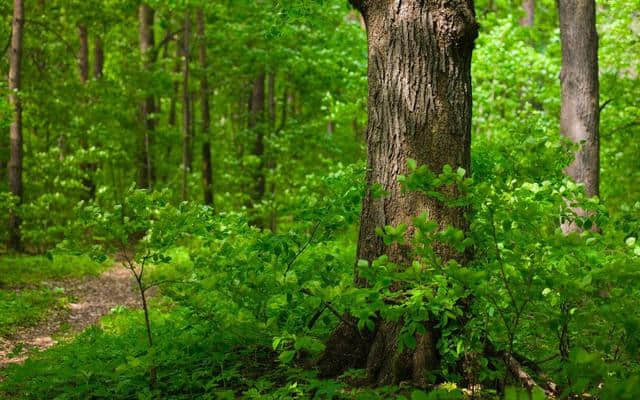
[139,4,155,190]
[320,0,477,386]
[8,0,24,252]
[558,0,600,231]
[520,0,534,27]
[78,25,89,82]
[248,72,266,226]
[197,9,213,207]
[94,35,104,79]
[78,24,96,199]
[181,11,192,201]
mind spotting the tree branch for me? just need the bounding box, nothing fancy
[284,221,321,276]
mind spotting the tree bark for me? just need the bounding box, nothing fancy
[8,0,24,252]
[197,9,213,207]
[247,72,266,227]
[520,0,534,27]
[558,0,600,229]
[181,11,192,201]
[138,3,155,190]
[78,24,96,199]
[320,0,477,386]
[94,35,104,78]
[78,25,89,83]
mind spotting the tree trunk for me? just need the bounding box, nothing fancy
[8,0,24,252]
[78,24,96,199]
[181,11,192,201]
[520,0,534,27]
[94,35,104,78]
[197,9,213,207]
[558,0,600,229]
[78,25,89,83]
[138,3,155,190]
[558,0,599,196]
[247,72,266,227]
[320,0,477,386]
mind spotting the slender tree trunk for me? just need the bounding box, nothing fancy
[320,0,477,386]
[169,41,180,128]
[8,0,24,252]
[138,4,155,190]
[77,25,89,83]
[247,72,266,226]
[94,35,104,78]
[181,11,191,201]
[78,24,96,199]
[266,72,277,230]
[197,9,214,207]
[268,72,276,128]
[558,0,600,229]
[521,0,534,27]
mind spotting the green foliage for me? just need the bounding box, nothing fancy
[0,254,109,287]
[1,0,639,399]
[0,288,67,336]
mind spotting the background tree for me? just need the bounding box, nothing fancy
[138,3,155,190]
[7,0,25,251]
[558,0,600,230]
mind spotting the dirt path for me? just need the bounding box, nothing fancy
[0,265,140,369]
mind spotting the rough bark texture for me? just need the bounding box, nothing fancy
[138,4,155,190]
[197,9,214,207]
[320,0,477,386]
[248,72,266,227]
[94,35,104,79]
[520,0,534,27]
[558,0,599,199]
[8,0,24,252]
[181,12,192,201]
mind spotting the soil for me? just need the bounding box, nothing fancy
[0,265,140,369]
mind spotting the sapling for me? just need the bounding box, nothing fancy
[66,187,205,389]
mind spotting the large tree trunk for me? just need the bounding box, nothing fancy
[197,9,214,207]
[558,0,599,198]
[247,72,266,227]
[320,0,477,386]
[138,3,155,190]
[8,0,24,252]
[181,11,192,201]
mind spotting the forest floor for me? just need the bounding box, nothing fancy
[0,264,139,369]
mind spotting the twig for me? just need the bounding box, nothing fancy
[599,98,613,112]
[307,304,328,329]
[284,221,321,276]
[300,288,359,334]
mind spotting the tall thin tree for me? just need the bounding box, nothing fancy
[181,11,192,201]
[77,24,89,82]
[521,0,534,27]
[8,0,25,252]
[197,9,214,206]
[138,3,156,190]
[94,34,104,79]
[558,0,600,229]
[248,72,266,227]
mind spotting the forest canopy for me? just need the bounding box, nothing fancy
[1,0,639,399]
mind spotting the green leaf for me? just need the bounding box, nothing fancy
[278,350,296,364]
